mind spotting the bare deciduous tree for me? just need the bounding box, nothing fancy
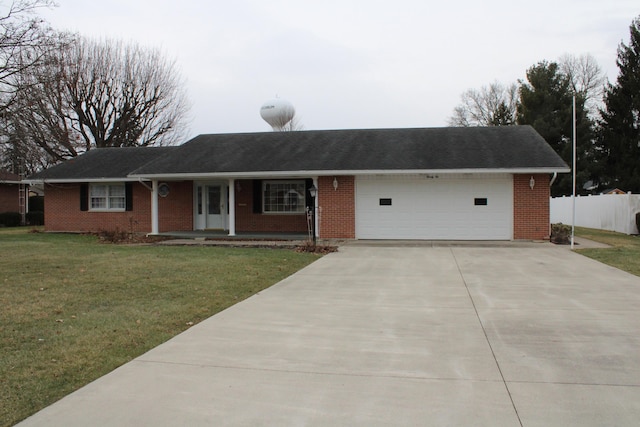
[0,0,56,111]
[448,81,518,127]
[3,35,191,169]
[558,53,606,117]
[281,114,304,131]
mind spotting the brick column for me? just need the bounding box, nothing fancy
[318,176,355,239]
[513,174,551,240]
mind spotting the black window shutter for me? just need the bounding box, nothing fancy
[253,180,262,213]
[305,178,313,210]
[80,183,88,211]
[125,183,133,211]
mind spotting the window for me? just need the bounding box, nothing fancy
[474,198,488,206]
[90,183,126,211]
[379,198,392,206]
[196,186,203,215]
[263,180,306,213]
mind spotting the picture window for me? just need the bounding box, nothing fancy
[262,180,306,213]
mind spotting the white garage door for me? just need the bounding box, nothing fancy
[355,175,513,240]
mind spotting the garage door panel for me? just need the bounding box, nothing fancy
[355,175,512,240]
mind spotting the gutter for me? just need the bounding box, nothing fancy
[549,172,558,187]
[129,168,572,181]
[23,177,150,184]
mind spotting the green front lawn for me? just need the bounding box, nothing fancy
[0,228,318,427]
[575,226,640,276]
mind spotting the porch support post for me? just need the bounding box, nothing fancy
[313,176,319,239]
[151,180,159,235]
[228,178,236,236]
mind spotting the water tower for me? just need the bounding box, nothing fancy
[260,98,295,131]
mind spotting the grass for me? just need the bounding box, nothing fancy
[575,226,640,276]
[0,228,319,427]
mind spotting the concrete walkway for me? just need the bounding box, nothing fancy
[17,244,640,426]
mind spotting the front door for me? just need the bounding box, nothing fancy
[195,184,226,230]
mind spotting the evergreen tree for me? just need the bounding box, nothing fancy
[598,16,640,192]
[488,101,515,126]
[517,61,594,196]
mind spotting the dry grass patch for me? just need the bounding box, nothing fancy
[0,228,319,426]
[575,226,640,276]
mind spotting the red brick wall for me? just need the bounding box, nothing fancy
[43,175,553,240]
[44,181,193,233]
[158,181,193,232]
[43,179,311,234]
[234,179,307,232]
[318,176,355,239]
[513,174,551,240]
[233,176,356,238]
[0,184,19,212]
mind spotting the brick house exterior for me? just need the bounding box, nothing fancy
[43,181,194,233]
[0,182,19,213]
[318,176,356,239]
[0,170,21,213]
[29,127,569,241]
[513,174,552,240]
[233,179,308,233]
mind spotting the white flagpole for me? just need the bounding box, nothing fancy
[571,95,576,249]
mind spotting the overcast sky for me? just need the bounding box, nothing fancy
[41,0,638,139]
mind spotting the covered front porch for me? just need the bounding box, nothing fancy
[156,230,309,241]
[147,177,320,238]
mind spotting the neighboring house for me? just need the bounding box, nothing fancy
[0,170,22,213]
[602,188,626,195]
[27,126,569,241]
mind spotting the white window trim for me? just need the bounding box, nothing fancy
[89,183,126,212]
[262,179,306,215]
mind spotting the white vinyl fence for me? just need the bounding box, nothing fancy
[550,194,640,235]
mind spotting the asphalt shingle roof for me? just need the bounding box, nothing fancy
[28,126,569,181]
[133,126,568,175]
[0,170,22,182]
[29,147,176,181]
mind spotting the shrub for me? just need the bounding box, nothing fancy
[96,229,130,243]
[296,241,338,254]
[26,211,44,226]
[0,212,22,227]
[550,223,571,244]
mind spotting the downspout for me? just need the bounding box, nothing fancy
[549,172,558,241]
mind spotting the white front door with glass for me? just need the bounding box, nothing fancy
[195,183,226,230]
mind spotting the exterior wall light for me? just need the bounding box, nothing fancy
[333,177,338,191]
[529,176,535,190]
[308,184,317,198]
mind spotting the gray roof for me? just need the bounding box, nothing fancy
[132,126,568,176]
[29,126,569,181]
[0,169,22,183]
[29,147,176,181]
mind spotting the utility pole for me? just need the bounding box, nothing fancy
[571,96,576,250]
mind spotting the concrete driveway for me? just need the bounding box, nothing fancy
[17,244,640,426]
